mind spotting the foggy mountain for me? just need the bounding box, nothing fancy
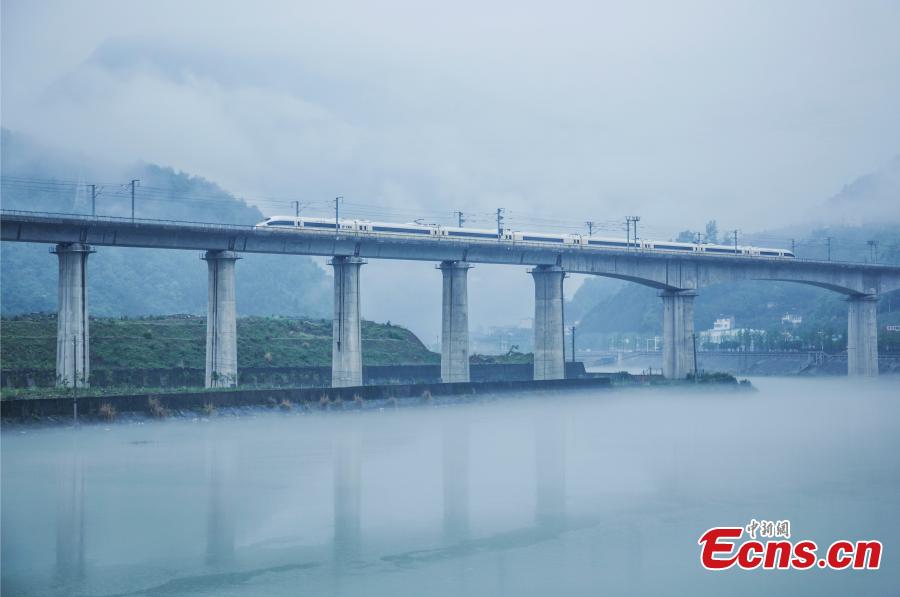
[823,154,900,226]
[567,161,900,346]
[0,128,331,318]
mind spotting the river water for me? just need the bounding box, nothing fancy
[2,378,898,596]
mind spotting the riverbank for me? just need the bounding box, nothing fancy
[0,373,758,424]
[0,377,613,423]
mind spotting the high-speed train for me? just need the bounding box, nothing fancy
[255,216,796,258]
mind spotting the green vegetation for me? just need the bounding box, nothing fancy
[1,128,331,319]
[0,314,439,371]
[569,222,900,354]
[469,349,533,364]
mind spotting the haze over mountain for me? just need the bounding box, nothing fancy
[1,129,331,318]
[4,0,899,341]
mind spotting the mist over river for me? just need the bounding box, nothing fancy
[2,378,898,596]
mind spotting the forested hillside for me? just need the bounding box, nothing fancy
[1,128,331,318]
[567,157,900,350]
[1,315,438,370]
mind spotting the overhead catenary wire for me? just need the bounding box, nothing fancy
[0,175,887,252]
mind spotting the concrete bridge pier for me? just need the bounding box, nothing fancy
[661,289,697,379]
[203,250,239,388]
[439,261,472,382]
[53,243,93,388]
[331,257,365,387]
[847,294,879,377]
[531,265,566,380]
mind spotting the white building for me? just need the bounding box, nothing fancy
[781,313,803,328]
[699,316,764,348]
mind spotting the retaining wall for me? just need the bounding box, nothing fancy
[0,376,611,420]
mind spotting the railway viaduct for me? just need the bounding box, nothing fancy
[3,210,899,388]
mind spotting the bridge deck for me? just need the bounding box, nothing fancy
[2,210,899,294]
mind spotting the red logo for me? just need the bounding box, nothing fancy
[699,521,881,571]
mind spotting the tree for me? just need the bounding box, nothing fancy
[675,230,695,243]
[705,220,719,244]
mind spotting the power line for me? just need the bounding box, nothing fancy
[2,176,892,254]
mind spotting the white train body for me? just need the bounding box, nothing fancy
[255,216,795,258]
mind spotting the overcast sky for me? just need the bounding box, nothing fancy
[3,0,900,339]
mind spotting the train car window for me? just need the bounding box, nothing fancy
[588,240,628,247]
[267,220,294,226]
[448,231,495,239]
[522,235,564,243]
[372,225,431,235]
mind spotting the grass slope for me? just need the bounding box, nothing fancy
[1,315,439,370]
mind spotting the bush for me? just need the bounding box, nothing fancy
[99,402,117,421]
[147,397,170,418]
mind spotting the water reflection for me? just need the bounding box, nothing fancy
[206,448,235,567]
[55,450,85,584]
[333,431,362,564]
[534,410,567,529]
[442,416,470,543]
[3,378,899,596]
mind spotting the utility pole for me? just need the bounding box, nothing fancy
[90,184,97,217]
[292,200,301,218]
[791,238,796,255]
[692,332,699,382]
[625,216,641,247]
[334,196,343,233]
[695,232,703,245]
[570,325,576,363]
[455,211,465,227]
[628,216,641,245]
[868,240,879,263]
[826,236,832,261]
[496,208,505,238]
[732,229,739,254]
[130,179,140,222]
[585,221,594,237]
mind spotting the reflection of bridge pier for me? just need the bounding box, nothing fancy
[206,450,235,566]
[443,417,470,542]
[534,412,567,529]
[56,454,85,582]
[333,433,362,562]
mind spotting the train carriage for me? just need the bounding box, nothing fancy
[255,216,795,259]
